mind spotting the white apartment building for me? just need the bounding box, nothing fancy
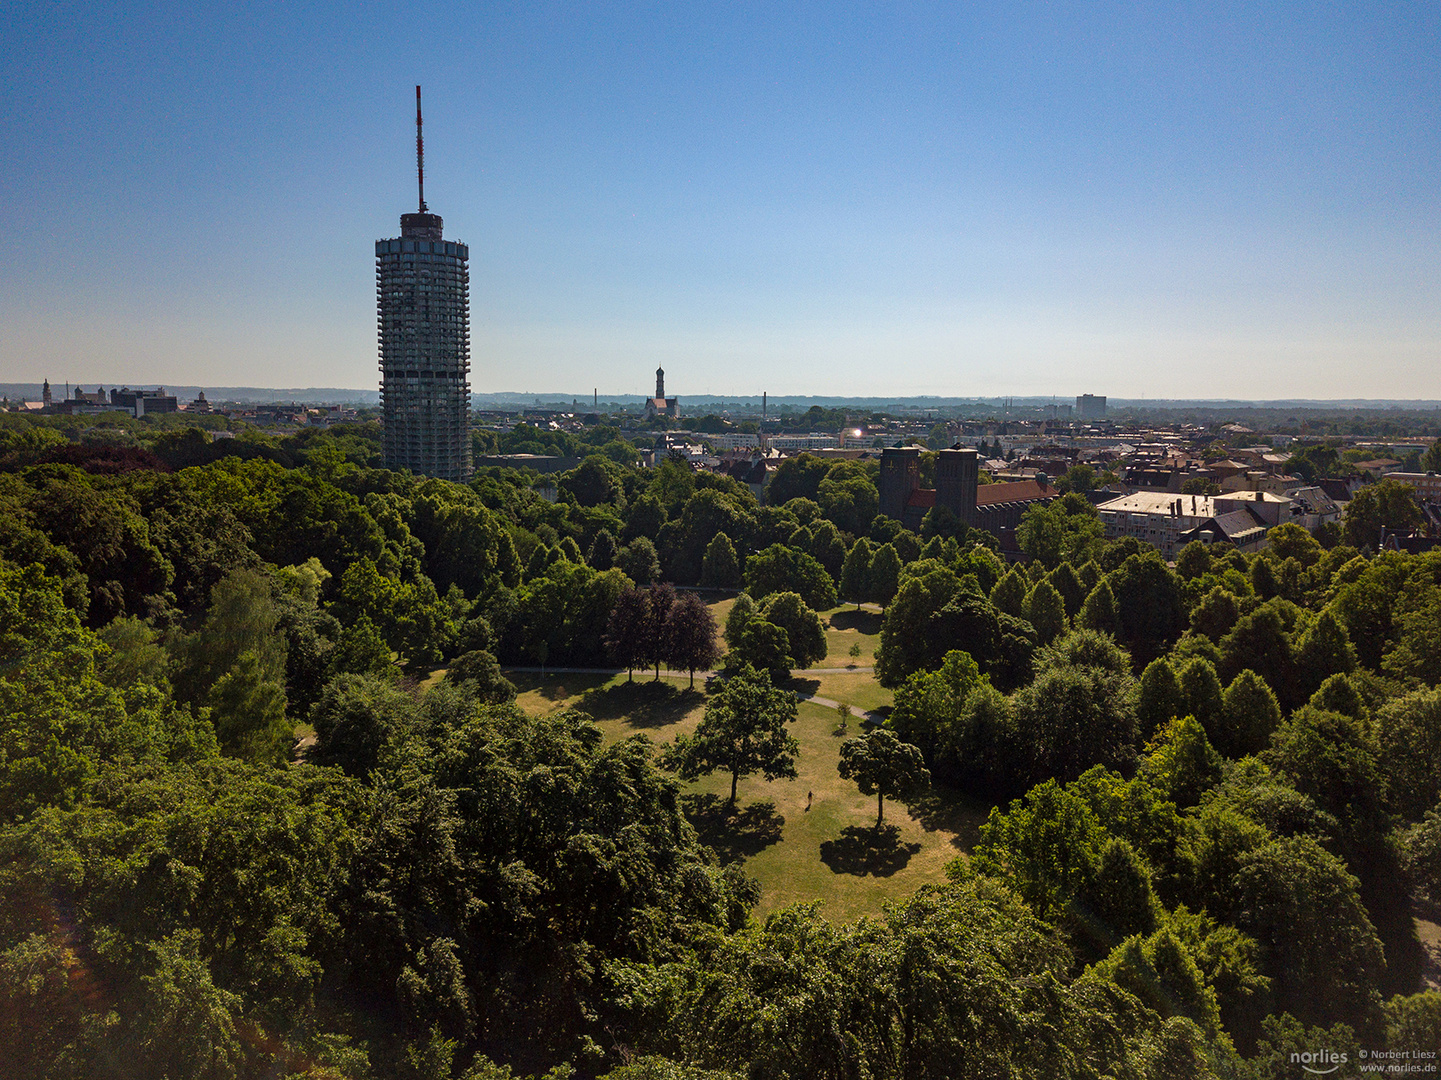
[767,434,840,451]
[1096,490,1293,560]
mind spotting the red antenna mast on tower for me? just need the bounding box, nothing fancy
[415,85,426,212]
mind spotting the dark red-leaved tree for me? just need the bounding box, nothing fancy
[605,588,651,681]
[663,590,721,688]
[645,584,677,680]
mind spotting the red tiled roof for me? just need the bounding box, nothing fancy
[906,489,937,508]
[976,480,1058,506]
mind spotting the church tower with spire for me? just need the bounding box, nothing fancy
[645,365,677,420]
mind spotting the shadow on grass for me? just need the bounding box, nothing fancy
[785,676,822,698]
[829,610,883,634]
[681,794,785,863]
[860,705,892,730]
[509,671,614,703]
[904,786,993,852]
[820,824,921,877]
[577,679,705,729]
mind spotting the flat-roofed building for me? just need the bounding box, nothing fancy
[1384,472,1441,503]
[1096,490,1295,559]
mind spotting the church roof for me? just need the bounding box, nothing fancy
[976,480,1058,505]
[906,489,937,509]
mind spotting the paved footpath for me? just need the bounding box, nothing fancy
[500,666,885,724]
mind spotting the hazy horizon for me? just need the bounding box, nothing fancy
[3,3,1438,398]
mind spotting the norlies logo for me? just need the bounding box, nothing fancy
[1292,1048,1349,1074]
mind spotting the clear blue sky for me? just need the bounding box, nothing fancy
[2,1,1438,398]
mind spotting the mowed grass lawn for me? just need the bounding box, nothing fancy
[511,672,987,923]
[820,605,883,666]
[479,592,960,922]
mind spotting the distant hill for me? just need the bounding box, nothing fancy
[2,383,1437,412]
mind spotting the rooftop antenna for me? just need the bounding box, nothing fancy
[415,85,427,212]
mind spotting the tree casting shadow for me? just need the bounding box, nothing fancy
[829,610,883,635]
[905,786,992,852]
[820,824,921,878]
[509,671,612,703]
[579,680,705,729]
[681,794,785,863]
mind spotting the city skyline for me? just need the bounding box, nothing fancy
[2,2,1439,398]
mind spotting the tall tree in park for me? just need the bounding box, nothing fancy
[867,543,902,609]
[644,583,677,679]
[664,664,800,805]
[1010,629,1138,785]
[728,618,793,683]
[839,537,874,609]
[990,568,1029,619]
[1107,552,1188,666]
[1023,580,1066,645]
[700,531,743,589]
[1218,669,1283,758]
[1047,561,1087,618]
[838,728,930,827]
[605,588,652,681]
[1015,495,1105,569]
[744,544,837,609]
[663,590,721,687]
[724,592,757,650]
[586,528,619,571]
[1076,578,1119,636]
[759,591,828,669]
[617,536,661,585]
[1294,608,1358,697]
[174,568,292,763]
[1190,586,1241,642]
[1136,657,1185,741]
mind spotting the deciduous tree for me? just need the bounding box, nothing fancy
[1136,658,1185,741]
[663,591,721,687]
[1344,478,1423,550]
[839,537,874,609]
[700,531,742,589]
[743,544,836,609]
[606,588,653,681]
[665,664,799,805]
[758,591,826,669]
[1023,580,1066,645]
[838,727,930,827]
[866,543,902,609]
[1217,670,1282,759]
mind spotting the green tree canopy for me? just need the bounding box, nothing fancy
[663,590,721,687]
[866,542,902,609]
[838,536,874,608]
[664,664,799,804]
[757,591,826,669]
[742,544,836,609]
[1343,478,1422,549]
[1023,580,1067,645]
[700,531,742,589]
[837,727,930,827]
[1216,670,1283,759]
[1136,658,1185,742]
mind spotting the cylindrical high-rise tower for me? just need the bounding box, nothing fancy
[377,87,472,481]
